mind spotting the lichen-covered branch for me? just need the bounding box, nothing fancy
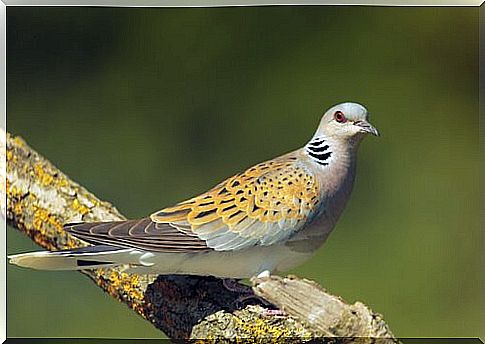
[5,131,397,340]
[252,275,395,338]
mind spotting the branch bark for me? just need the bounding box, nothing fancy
[5,131,397,340]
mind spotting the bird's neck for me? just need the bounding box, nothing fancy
[304,134,361,169]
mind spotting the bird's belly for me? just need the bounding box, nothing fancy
[139,245,313,279]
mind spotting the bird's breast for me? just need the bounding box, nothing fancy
[286,156,357,253]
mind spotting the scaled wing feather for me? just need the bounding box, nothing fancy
[151,153,321,251]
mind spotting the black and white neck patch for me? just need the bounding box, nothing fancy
[305,136,332,166]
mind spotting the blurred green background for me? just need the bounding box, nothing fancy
[7,6,481,339]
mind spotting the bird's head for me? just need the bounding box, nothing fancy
[315,102,379,142]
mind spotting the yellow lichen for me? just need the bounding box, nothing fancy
[100,270,144,305]
[233,316,290,341]
[192,306,315,342]
[7,183,31,216]
[32,206,64,236]
[71,199,90,215]
[33,163,54,186]
[89,196,98,204]
[13,136,25,146]
[31,163,72,189]
[14,201,23,215]
[65,236,84,250]
[57,178,69,187]
[6,182,21,198]
[120,272,144,302]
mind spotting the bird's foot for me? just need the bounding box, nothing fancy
[234,293,270,308]
[222,278,252,295]
[222,273,281,312]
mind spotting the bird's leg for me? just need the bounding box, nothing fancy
[222,278,262,308]
[222,271,286,316]
[222,270,271,295]
[221,277,269,308]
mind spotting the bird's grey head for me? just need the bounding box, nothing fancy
[315,102,379,141]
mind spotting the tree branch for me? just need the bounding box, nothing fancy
[5,131,397,340]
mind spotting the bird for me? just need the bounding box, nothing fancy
[9,102,379,279]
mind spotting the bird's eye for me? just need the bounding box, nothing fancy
[334,111,347,123]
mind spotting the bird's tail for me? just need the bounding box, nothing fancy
[8,245,136,271]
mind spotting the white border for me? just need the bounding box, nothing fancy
[0,2,481,342]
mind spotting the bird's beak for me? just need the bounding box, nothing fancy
[354,120,379,136]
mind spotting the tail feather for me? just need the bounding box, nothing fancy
[8,245,136,271]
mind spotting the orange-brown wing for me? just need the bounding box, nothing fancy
[151,155,322,251]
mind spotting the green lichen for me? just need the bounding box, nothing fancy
[191,305,315,341]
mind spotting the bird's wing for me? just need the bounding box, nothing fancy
[65,218,210,252]
[151,153,322,251]
[66,153,322,252]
